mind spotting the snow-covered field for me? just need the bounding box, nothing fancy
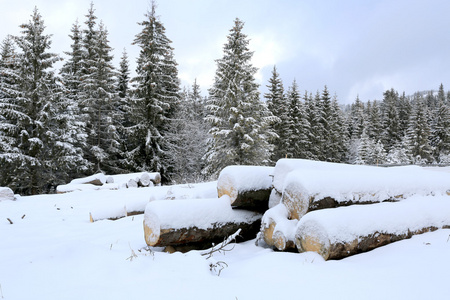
[1,178,450,300]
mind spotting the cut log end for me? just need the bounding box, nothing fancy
[262,219,277,247]
[295,220,331,260]
[281,181,310,220]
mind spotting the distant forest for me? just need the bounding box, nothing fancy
[1,3,449,194]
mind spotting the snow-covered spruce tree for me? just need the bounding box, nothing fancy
[59,19,91,178]
[366,100,383,142]
[128,2,180,182]
[79,4,121,174]
[264,65,287,161]
[317,86,333,161]
[328,94,348,162]
[167,80,208,183]
[204,18,276,177]
[381,88,401,152]
[305,91,322,160]
[286,79,310,158]
[432,85,450,162]
[0,8,83,194]
[405,94,433,164]
[349,95,365,140]
[0,36,21,185]
[115,48,134,170]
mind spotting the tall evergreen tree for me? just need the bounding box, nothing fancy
[204,18,276,177]
[433,85,450,161]
[264,66,288,161]
[78,6,120,174]
[0,8,80,194]
[382,88,401,151]
[128,1,180,181]
[286,79,309,158]
[168,80,208,183]
[366,100,383,142]
[406,94,433,163]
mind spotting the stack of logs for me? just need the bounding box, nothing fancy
[143,166,274,252]
[261,159,450,260]
[143,159,450,258]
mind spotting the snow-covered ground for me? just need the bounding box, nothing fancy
[1,177,450,299]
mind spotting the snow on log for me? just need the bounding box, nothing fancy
[294,196,450,260]
[281,163,450,220]
[268,189,282,209]
[70,173,107,186]
[0,187,15,201]
[143,196,262,248]
[272,159,354,194]
[126,178,138,188]
[56,183,119,194]
[139,172,152,187]
[90,206,128,222]
[217,166,274,212]
[260,203,290,247]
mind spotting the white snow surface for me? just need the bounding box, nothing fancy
[218,165,274,192]
[1,169,450,299]
[144,196,261,230]
[297,195,450,244]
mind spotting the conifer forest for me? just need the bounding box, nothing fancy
[1,3,449,195]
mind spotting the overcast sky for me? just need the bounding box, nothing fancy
[1,0,450,104]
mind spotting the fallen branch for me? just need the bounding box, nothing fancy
[201,229,241,259]
[6,218,13,225]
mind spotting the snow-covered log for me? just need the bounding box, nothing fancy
[0,187,15,201]
[217,166,273,212]
[70,173,107,186]
[143,196,262,248]
[56,183,119,194]
[294,196,450,260]
[281,164,450,220]
[126,179,138,188]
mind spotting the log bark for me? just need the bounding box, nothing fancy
[294,198,450,260]
[143,196,262,249]
[217,166,273,212]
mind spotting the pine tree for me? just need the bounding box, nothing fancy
[328,94,348,162]
[306,91,323,160]
[59,19,90,177]
[168,80,208,183]
[286,80,309,158]
[0,35,21,183]
[349,95,365,139]
[382,88,401,151]
[433,84,450,162]
[128,1,180,181]
[264,66,289,161]
[0,8,81,194]
[366,100,383,142]
[204,18,276,177]
[406,94,433,163]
